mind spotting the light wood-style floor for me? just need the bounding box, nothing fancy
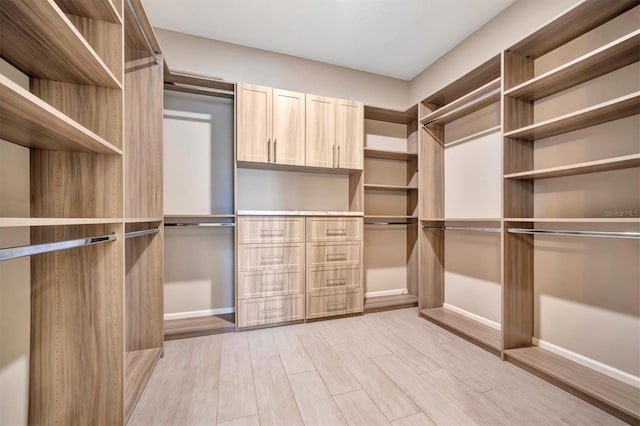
[129,308,626,426]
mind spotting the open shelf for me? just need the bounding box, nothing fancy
[505,30,640,101]
[505,218,640,223]
[0,74,122,154]
[364,104,418,124]
[164,214,235,219]
[445,125,501,148]
[420,307,501,353]
[364,184,418,192]
[364,148,417,161]
[504,154,640,180]
[0,0,121,88]
[422,218,502,222]
[125,217,163,224]
[125,348,162,422]
[504,92,640,140]
[364,294,418,313]
[365,215,418,220]
[56,0,122,24]
[0,218,123,228]
[420,78,501,125]
[164,314,235,341]
[505,346,640,423]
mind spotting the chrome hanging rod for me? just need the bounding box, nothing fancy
[126,0,159,64]
[508,228,640,240]
[125,227,159,239]
[165,223,235,227]
[422,88,500,127]
[422,226,501,233]
[0,233,117,262]
[365,221,415,225]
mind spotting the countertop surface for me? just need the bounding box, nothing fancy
[237,210,364,217]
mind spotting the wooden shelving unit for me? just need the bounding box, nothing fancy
[420,308,501,353]
[505,218,640,223]
[0,218,123,227]
[444,125,501,148]
[505,347,640,424]
[364,184,418,191]
[504,153,640,180]
[365,294,418,313]
[364,147,417,161]
[124,348,162,422]
[164,314,236,341]
[56,0,122,24]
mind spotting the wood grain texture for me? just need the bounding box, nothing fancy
[31,79,123,149]
[288,371,347,426]
[364,294,419,313]
[238,268,304,299]
[237,83,272,163]
[238,216,305,244]
[251,355,304,426]
[124,49,163,219]
[306,217,363,242]
[364,148,418,161]
[305,241,362,268]
[418,124,444,219]
[237,294,305,328]
[0,74,121,154]
[502,51,534,91]
[335,98,364,170]
[406,223,419,296]
[418,227,444,310]
[420,308,501,353]
[238,243,305,271]
[391,412,436,426]
[0,0,121,88]
[30,224,124,425]
[123,0,161,53]
[349,171,365,212]
[270,327,315,375]
[306,289,363,319]
[125,224,163,351]
[31,150,123,218]
[124,348,161,423]
[306,265,361,294]
[272,88,305,166]
[56,0,121,23]
[164,314,236,341]
[364,104,418,125]
[504,154,640,180]
[305,94,336,168]
[333,389,391,426]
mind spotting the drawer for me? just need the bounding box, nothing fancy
[306,289,363,319]
[306,265,362,293]
[306,217,363,242]
[237,294,305,328]
[238,216,304,244]
[306,241,362,267]
[238,268,304,299]
[238,243,304,271]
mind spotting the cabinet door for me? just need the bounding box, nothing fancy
[272,89,305,166]
[335,99,364,170]
[237,83,272,163]
[305,94,336,168]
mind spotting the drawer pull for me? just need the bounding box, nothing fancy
[262,280,285,290]
[326,253,347,261]
[261,255,285,265]
[326,228,347,236]
[326,278,347,287]
[327,302,347,312]
[261,307,285,315]
[260,229,285,237]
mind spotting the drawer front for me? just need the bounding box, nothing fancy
[307,265,362,293]
[238,243,304,271]
[306,217,363,242]
[238,216,304,244]
[306,241,362,267]
[238,268,304,299]
[306,290,363,319]
[237,294,305,327]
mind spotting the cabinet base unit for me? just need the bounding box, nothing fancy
[237,294,306,328]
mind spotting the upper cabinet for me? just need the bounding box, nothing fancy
[238,83,363,170]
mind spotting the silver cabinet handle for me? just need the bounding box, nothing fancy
[327,302,347,312]
[333,145,336,168]
[326,278,347,287]
[274,138,277,163]
[326,228,347,236]
[337,145,341,168]
[326,253,347,261]
[268,138,271,163]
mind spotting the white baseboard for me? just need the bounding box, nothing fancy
[532,337,640,388]
[443,303,501,330]
[365,288,408,298]
[164,307,234,321]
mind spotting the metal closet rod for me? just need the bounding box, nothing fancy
[126,0,159,64]
[0,233,117,262]
[125,227,159,239]
[365,221,415,225]
[422,88,500,126]
[165,223,235,227]
[508,228,640,240]
[422,225,501,233]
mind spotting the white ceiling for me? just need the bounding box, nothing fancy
[142,0,515,80]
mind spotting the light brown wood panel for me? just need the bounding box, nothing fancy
[420,307,501,353]
[124,348,161,423]
[238,243,305,271]
[306,265,361,293]
[364,294,419,313]
[364,104,418,124]
[65,13,123,84]
[238,268,305,299]
[502,51,534,91]
[418,227,444,310]
[29,224,124,425]
[123,0,161,53]
[502,223,534,350]
[335,98,364,170]
[164,314,235,340]
[31,150,123,218]
[306,241,362,268]
[237,294,305,328]
[124,49,163,219]
[56,0,121,23]
[31,79,123,149]
[418,124,444,219]
[305,94,336,168]
[0,74,121,154]
[504,154,640,180]
[406,223,419,296]
[237,83,272,163]
[306,217,363,242]
[273,88,305,166]
[238,216,305,244]
[349,171,365,212]
[125,223,164,352]
[306,289,363,319]
[0,0,121,88]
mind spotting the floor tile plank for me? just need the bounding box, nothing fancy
[217,334,258,423]
[251,355,304,426]
[333,389,391,426]
[288,370,347,426]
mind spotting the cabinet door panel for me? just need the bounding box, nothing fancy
[335,99,364,170]
[273,89,305,166]
[238,83,271,163]
[305,94,336,168]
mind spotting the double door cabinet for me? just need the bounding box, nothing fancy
[237,83,364,170]
[236,216,364,328]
